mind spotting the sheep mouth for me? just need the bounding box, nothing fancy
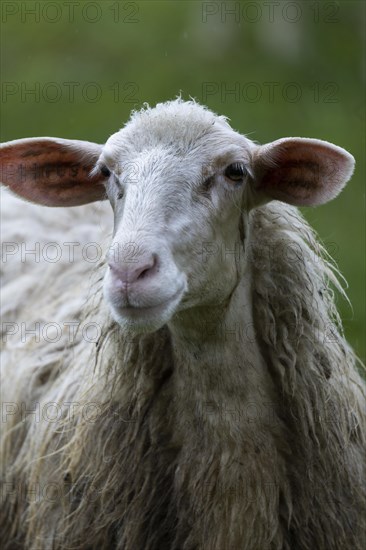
[110,286,185,327]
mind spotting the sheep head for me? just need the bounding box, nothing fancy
[0,99,355,333]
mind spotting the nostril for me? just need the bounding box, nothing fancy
[139,267,150,279]
[136,254,157,281]
[108,254,158,285]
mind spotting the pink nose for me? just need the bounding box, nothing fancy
[108,254,157,286]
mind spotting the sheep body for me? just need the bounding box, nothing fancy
[1,101,365,549]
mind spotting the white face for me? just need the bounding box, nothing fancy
[100,121,254,333]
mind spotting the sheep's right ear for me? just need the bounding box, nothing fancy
[0,137,106,206]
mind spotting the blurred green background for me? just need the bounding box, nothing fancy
[1,1,365,360]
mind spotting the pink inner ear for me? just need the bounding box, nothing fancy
[255,138,355,207]
[1,138,106,207]
[260,149,323,205]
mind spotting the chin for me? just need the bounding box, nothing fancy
[106,287,185,334]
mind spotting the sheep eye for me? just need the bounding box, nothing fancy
[224,163,247,183]
[100,165,111,178]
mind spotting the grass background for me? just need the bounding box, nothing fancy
[1,0,365,360]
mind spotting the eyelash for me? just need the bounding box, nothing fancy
[224,163,247,183]
[201,163,247,192]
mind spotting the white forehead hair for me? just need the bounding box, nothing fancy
[101,98,250,166]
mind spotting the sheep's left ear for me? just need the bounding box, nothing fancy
[249,137,355,207]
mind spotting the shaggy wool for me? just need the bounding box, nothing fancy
[1,171,365,548]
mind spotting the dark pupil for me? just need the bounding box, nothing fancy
[100,165,111,178]
[225,163,246,181]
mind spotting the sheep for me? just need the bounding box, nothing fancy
[0,98,365,550]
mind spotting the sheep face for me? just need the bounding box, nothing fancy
[100,107,254,333]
